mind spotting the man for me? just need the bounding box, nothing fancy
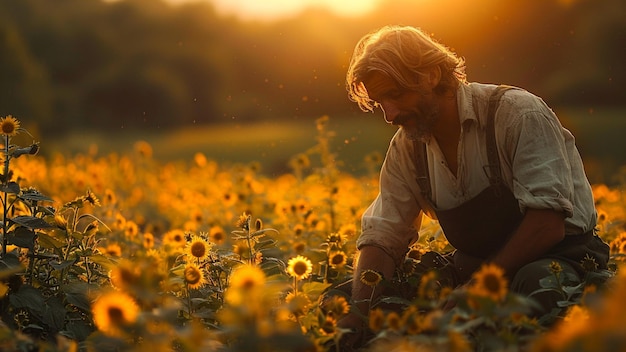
[338,25,609,344]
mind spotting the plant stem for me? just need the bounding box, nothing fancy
[1,135,10,257]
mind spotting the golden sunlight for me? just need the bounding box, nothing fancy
[167,0,380,20]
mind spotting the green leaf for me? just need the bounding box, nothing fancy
[50,259,77,271]
[379,295,412,306]
[0,181,20,194]
[87,254,115,271]
[9,285,45,315]
[37,232,66,251]
[64,292,91,312]
[19,189,53,202]
[301,281,332,298]
[7,227,37,249]
[11,215,53,229]
[63,320,95,341]
[43,295,67,331]
[538,275,559,289]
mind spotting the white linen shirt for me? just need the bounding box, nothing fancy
[358,82,597,265]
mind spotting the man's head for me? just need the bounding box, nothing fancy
[346,25,466,113]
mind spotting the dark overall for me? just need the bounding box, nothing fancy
[414,86,610,314]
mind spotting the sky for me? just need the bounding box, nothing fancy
[165,0,381,21]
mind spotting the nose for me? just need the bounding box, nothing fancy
[379,101,399,124]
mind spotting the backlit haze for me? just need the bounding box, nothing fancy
[165,0,380,20]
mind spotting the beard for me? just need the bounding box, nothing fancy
[395,99,439,143]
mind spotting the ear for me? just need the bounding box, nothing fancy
[426,66,442,89]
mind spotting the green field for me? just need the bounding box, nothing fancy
[45,107,626,184]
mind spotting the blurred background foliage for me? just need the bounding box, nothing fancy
[0,0,624,179]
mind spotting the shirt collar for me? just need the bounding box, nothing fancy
[457,82,479,128]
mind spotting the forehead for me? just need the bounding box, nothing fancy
[362,71,399,100]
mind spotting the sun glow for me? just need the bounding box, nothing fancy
[166,0,380,21]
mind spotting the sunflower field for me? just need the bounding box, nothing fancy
[0,114,624,352]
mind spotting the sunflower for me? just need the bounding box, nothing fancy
[184,263,206,290]
[208,225,225,245]
[186,235,211,261]
[133,140,153,158]
[229,264,266,290]
[318,314,337,336]
[114,213,127,231]
[580,253,599,272]
[360,269,382,287]
[328,251,347,269]
[109,260,140,291]
[368,308,385,332]
[285,291,311,317]
[235,212,250,230]
[386,311,401,331]
[549,260,563,275]
[292,241,306,254]
[124,221,139,239]
[143,233,155,249]
[103,189,117,205]
[163,229,187,249]
[293,224,305,237]
[287,255,313,280]
[225,264,266,305]
[194,152,207,167]
[0,115,20,136]
[100,243,122,257]
[84,189,101,207]
[321,295,350,318]
[469,263,508,302]
[92,291,140,336]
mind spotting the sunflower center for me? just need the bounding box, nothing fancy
[241,277,256,289]
[185,267,201,284]
[107,306,125,325]
[293,261,309,276]
[190,242,207,258]
[483,274,502,293]
[331,254,345,265]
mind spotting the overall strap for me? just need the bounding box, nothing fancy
[484,85,515,196]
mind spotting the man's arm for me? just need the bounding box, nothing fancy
[491,208,565,277]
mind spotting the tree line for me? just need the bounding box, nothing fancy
[0,0,623,137]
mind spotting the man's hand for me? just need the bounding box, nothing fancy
[335,312,366,350]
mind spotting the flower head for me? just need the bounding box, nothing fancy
[235,212,250,230]
[109,259,140,291]
[209,225,225,245]
[287,255,313,280]
[163,229,187,249]
[285,291,311,317]
[84,189,101,207]
[360,269,382,287]
[184,263,206,290]
[225,264,267,306]
[580,253,599,272]
[469,263,508,302]
[0,115,20,136]
[368,308,385,332]
[92,291,140,336]
[186,235,211,261]
[321,295,350,318]
[328,251,347,269]
[549,261,563,275]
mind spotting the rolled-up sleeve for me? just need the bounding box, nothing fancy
[504,108,575,217]
[357,135,421,266]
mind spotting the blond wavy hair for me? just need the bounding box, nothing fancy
[346,25,467,112]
